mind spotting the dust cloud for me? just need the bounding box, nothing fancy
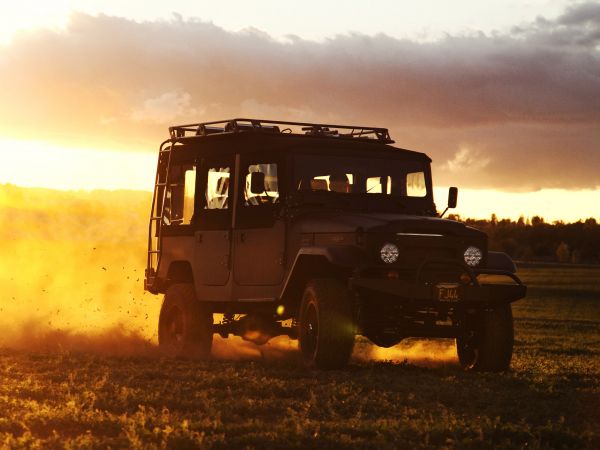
[0,185,159,353]
[217,336,458,368]
[1,184,458,367]
[4,322,158,357]
[353,339,458,368]
[212,335,300,362]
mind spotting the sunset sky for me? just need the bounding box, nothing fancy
[0,0,598,221]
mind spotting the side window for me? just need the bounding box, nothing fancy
[244,163,279,206]
[205,166,231,210]
[195,158,234,230]
[406,171,426,197]
[164,163,196,225]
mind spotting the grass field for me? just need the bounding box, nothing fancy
[1,265,599,449]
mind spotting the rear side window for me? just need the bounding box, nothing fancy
[164,163,196,225]
[182,169,196,222]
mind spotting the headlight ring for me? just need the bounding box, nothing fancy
[464,246,483,267]
[380,243,399,264]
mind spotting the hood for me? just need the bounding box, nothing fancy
[292,210,484,238]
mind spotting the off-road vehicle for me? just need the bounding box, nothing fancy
[144,118,526,370]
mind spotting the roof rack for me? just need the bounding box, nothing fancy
[168,118,394,144]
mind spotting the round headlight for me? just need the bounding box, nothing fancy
[464,246,483,267]
[380,243,399,264]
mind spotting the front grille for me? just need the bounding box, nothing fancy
[358,265,462,284]
[401,246,455,263]
[369,231,482,271]
[370,240,466,283]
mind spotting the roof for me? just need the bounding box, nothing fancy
[163,118,431,162]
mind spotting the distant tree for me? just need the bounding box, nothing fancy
[532,216,545,226]
[521,246,534,262]
[556,242,570,263]
[571,248,583,264]
[448,212,600,264]
[500,238,519,258]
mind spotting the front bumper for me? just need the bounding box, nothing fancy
[351,278,526,305]
[350,259,527,306]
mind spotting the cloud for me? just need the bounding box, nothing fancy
[444,148,490,173]
[0,5,598,190]
[131,91,200,123]
[556,2,600,29]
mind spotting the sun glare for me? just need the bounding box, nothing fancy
[0,138,156,191]
[0,2,71,44]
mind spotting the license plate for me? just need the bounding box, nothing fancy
[437,283,461,302]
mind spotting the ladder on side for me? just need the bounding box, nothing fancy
[145,141,173,292]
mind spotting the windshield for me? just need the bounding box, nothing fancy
[293,153,430,198]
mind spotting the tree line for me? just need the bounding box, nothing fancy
[448,215,600,264]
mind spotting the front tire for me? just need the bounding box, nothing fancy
[456,304,514,372]
[158,283,213,359]
[298,278,355,369]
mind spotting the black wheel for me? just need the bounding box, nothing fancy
[456,304,514,372]
[298,278,355,369]
[158,283,213,359]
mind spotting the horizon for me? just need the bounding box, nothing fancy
[2,181,598,225]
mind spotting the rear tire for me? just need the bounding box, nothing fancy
[298,278,355,369]
[158,283,213,359]
[456,304,514,372]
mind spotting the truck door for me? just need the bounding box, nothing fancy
[233,156,286,287]
[193,155,235,286]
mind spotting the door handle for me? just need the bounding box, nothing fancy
[240,232,246,243]
[196,233,203,243]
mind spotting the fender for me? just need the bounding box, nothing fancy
[292,246,367,268]
[156,260,194,292]
[279,246,367,304]
[485,251,517,273]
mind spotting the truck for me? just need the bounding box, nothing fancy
[144,118,526,370]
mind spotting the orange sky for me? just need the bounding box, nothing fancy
[0,3,598,220]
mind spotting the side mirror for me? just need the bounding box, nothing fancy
[250,172,265,194]
[448,186,458,209]
[440,187,458,218]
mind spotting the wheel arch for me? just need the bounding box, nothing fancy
[166,260,195,286]
[280,248,356,314]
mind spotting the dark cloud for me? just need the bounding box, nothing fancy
[559,2,600,27]
[0,4,598,190]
